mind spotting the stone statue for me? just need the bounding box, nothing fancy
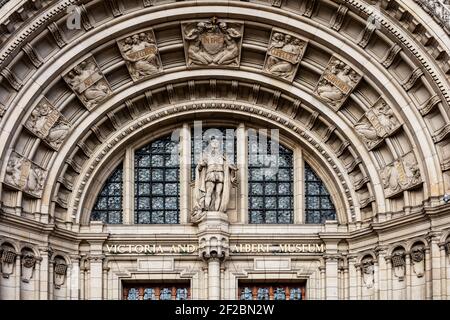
[117,30,162,81]
[63,57,112,110]
[264,31,306,81]
[192,136,237,223]
[361,257,375,289]
[182,17,243,67]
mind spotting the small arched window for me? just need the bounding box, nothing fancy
[90,163,123,224]
[304,162,336,224]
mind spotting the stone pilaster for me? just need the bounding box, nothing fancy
[376,247,388,299]
[88,255,104,300]
[324,254,339,300]
[429,233,442,299]
[38,246,52,300]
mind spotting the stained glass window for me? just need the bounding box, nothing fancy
[123,284,190,300]
[257,288,269,300]
[290,288,302,300]
[143,288,155,300]
[274,287,286,300]
[248,136,294,224]
[191,127,237,180]
[159,288,172,300]
[304,162,336,224]
[238,284,305,300]
[127,288,139,300]
[90,163,123,224]
[134,136,180,224]
[176,288,188,300]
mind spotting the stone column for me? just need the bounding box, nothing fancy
[197,211,230,300]
[89,255,104,300]
[425,246,432,300]
[405,253,411,300]
[180,123,191,224]
[385,255,392,300]
[123,147,134,224]
[324,255,339,300]
[38,246,52,300]
[69,255,80,300]
[319,265,326,299]
[376,248,388,299]
[348,256,357,300]
[439,244,447,299]
[430,235,442,299]
[236,123,248,223]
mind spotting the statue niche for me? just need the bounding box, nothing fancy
[192,136,238,223]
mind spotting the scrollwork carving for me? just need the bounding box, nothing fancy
[313,57,362,110]
[182,17,243,68]
[355,97,401,150]
[63,57,112,110]
[24,98,71,150]
[380,152,422,198]
[263,30,307,82]
[117,29,163,82]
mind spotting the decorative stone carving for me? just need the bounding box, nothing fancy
[355,97,401,150]
[361,256,375,289]
[380,152,422,198]
[53,257,68,289]
[117,29,163,82]
[63,57,112,110]
[410,244,425,278]
[263,30,307,82]
[21,250,36,283]
[192,136,238,223]
[4,151,48,197]
[182,17,243,68]
[391,250,406,280]
[0,245,17,278]
[445,240,450,256]
[24,98,71,150]
[199,236,229,262]
[313,56,362,110]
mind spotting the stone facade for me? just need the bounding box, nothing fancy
[0,0,449,300]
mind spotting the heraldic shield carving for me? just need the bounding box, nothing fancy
[182,17,244,68]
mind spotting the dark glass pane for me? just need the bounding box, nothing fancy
[240,287,253,300]
[160,288,172,300]
[143,288,155,300]
[304,163,336,224]
[248,137,294,224]
[91,164,123,224]
[135,135,180,224]
[257,288,269,300]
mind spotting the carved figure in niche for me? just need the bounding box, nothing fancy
[5,152,27,188]
[182,17,243,67]
[361,256,375,289]
[381,152,421,197]
[54,257,68,289]
[192,136,238,223]
[314,57,361,110]
[391,250,406,280]
[117,30,162,81]
[21,250,36,283]
[63,58,112,110]
[411,244,425,278]
[355,98,400,149]
[264,31,306,81]
[0,245,16,278]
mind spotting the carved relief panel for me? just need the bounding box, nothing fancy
[263,29,307,82]
[117,29,163,82]
[4,151,48,197]
[361,256,375,289]
[355,97,401,150]
[313,56,362,110]
[53,257,68,289]
[391,249,406,280]
[24,97,71,150]
[380,152,422,198]
[182,17,244,68]
[63,56,112,110]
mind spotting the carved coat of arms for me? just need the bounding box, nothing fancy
[182,17,244,68]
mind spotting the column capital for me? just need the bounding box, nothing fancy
[88,254,105,262]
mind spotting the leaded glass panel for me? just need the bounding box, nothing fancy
[176,288,188,300]
[257,288,269,300]
[304,162,336,224]
[127,288,139,300]
[91,164,123,224]
[159,288,172,300]
[135,136,180,224]
[290,288,302,300]
[274,287,286,300]
[240,287,253,300]
[143,288,155,300]
[248,136,294,224]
